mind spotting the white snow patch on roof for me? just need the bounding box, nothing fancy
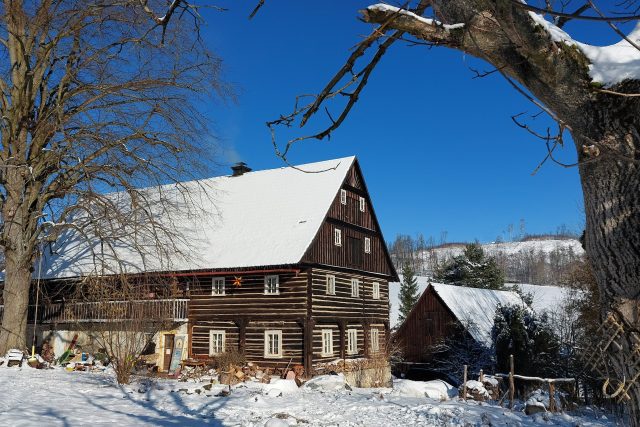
[511,283,570,316]
[41,157,355,279]
[528,12,640,86]
[431,283,524,347]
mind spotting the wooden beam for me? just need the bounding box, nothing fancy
[338,319,346,359]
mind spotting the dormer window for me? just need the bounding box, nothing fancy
[264,275,279,295]
[340,189,347,204]
[359,196,366,212]
[364,237,371,254]
[334,228,342,246]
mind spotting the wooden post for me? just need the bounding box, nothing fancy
[509,354,515,410]
[463,364,468,400]
[479,369,484,383]
[548,381,555,412]
[338,319,346,360]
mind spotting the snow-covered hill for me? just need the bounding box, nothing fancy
[395,238,584,285]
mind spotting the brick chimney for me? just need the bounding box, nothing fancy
[231,162,252,177]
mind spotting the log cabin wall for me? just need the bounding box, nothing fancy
[393,286,457,363]
[310,267,389,364]
[188,270,308,367]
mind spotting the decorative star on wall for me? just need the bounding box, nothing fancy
[233,276,242,288]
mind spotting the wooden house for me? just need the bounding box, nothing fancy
[393,282,522,363]
[15,156,397,375]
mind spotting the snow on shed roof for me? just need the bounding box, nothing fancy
[430,283,524,347]
[510,283,570,316]
[41,156,356,279]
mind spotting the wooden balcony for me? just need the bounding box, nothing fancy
[0,299,189,324]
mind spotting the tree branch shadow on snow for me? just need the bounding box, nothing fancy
[80,378,228,426]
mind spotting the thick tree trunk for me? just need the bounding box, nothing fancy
[0,257,32,353]
[577,124,640,423]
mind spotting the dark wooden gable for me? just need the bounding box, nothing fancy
[301,159,397,279]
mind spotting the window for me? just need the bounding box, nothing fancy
[264,330,283,358]
[351,278,360,298]
[340,189,347,204]
[359,196,366,212]
[372,282,380,300]
[209,330,225,355]
[364,237,371,254]
[334,228,342,246]
[326,274,336,295]
[321,329,333,357]
[370,328,380,352]
[264,275,279,295]
[212,277,225,296]
[347,329,358,355]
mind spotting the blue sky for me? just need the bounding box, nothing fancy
[195,2,627,244]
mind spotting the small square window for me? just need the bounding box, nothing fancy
[264,275,279,295]
[364,237,371,254]
[334,228,342,247]
[370,328,380,353]
[347,329,358,355]
[359,196,366,212]
[372,282,380,300]
[340,189,347,204]
[326,275,336,295]
[264,330,283,358]
[209,330,225,355]
[321,329,333,357]
[351,278,360,298]
[212,277,225,296]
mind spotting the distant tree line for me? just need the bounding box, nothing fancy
[388,229,583,285]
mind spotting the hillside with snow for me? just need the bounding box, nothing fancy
[391,237,584,285]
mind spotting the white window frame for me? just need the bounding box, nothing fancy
[264,330,283,358]
[326,274,336,295]
[340,189,347,204]
[351,278,360,298]
[359,196,366,212]
[209,330,225,355]
[372,282,380,300]
[347,328,358,355]
[364,237,371,254]
[370,328,380,353]
[211,277,225,296]
[264,275,280,295]
[321,329,333,357]
[334,228,342,247]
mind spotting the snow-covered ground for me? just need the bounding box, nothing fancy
[0,366,617,426]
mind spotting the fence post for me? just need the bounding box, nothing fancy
[509,354,515,410]
[463,364,468,400]
[479,369,484,383]
[548,381,555,412]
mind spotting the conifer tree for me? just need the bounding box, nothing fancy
[398,263,420,323]
[435,243,505,290]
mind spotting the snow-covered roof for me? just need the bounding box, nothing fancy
[510,283,570,317]
[430,283,524,347]
[41,157,356,279]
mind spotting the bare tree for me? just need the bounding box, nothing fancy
[0,1,226,354]
[268,1,640,422]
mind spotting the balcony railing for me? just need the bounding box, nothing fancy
[0,299,189,324]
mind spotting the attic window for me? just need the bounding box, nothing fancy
[364,237,371,254]
[340,189,347,205]
[359,196,366,212]
[334,228,342,246]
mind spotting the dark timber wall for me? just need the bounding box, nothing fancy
[393,286,457,363]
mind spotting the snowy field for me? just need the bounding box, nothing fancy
[0,366,617,426]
